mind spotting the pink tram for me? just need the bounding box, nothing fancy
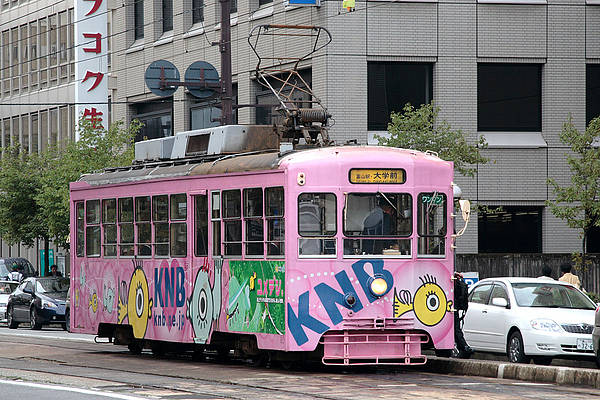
[69,125,468,365]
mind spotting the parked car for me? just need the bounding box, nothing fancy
[0,258,37,280]
[65,286,71,332]
[0,280,18,324]
[462,277,596,365]
[6,277,69,330]
[593,303,600,367]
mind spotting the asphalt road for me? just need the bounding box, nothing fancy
[0,325,598,399]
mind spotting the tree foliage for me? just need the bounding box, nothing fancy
[0,118,141,249]
[547,115,600,266]
[376,103,488,177]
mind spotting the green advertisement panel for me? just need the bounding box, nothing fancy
[228,260,285,335]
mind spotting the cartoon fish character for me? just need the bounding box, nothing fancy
[186,260,222,344]
[118,263,153,339]
[103,284,115,314]
[89,290,98,313]
[393,275,452,326]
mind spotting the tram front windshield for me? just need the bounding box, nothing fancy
[343,193,412,256]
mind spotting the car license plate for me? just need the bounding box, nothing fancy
[576,338,593,351]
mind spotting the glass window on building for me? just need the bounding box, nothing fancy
[11,27,19,93]
[192,0,204,24]
[31,112,39,153]
[478,206,543,253]
[162,0,173,33]
[478,63,542,132]
[21,114,29,153]
[29,21,38,89]
[134,0,144,40]
[256,70,311,126]
[49,14,57,83]
[231,0,237,13]
[190,85,237,129]
[2,30,10,95]
[367,62,433,131]
[587,65,600,126]
[39,17,48,88]
[132,100,173,142]
[20,24,28,90]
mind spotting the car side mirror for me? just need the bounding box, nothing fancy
[491,297,509,308]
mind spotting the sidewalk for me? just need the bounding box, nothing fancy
[423,356,600,389]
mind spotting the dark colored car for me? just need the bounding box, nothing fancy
[6,277,69,330]
[0,258,37,280]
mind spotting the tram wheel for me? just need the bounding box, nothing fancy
[192,345,206,362]
[128,340,144,355]
[151,342,166,357]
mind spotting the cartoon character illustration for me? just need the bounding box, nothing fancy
[393,275,452,326]
[89,290,98,313]
[186,259,222,343]
[227,274,251,328]
[103,283,115,314]
[118,261,153,339]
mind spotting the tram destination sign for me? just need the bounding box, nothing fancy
[349,168,406,184]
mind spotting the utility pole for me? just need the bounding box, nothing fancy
[219,0,233,125]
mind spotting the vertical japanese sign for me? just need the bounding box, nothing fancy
[75,0,108,138]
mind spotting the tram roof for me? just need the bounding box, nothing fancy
[77,145,447,187]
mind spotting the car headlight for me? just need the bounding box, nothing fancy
[530,318,562,332]
[42,300,58,309]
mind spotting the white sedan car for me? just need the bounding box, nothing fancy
[463,277,596,365]
[0,280,18,324]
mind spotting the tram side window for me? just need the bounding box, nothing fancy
[136,196,152,256]
[298,193,336,256]
[153,195,169,256]
[76,202,84,257]
[244,188,263,256]
[170,193,187,257]
[417,192,447,257]
[223,190,242,256]
[119,197,134,257]
[86,199,101,257]
[266,186,284,256]
[194,195,208,256]
[211,191,222,256]
[102,198,117,257]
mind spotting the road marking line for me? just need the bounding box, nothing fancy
[0,379,150,399]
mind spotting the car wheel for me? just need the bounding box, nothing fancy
[532,356,553,366]
[7,306,18,329]
[596,350,600,369]
[65,307,70,332]
[30,308,42,330]
[435,349,453,358]
[507,331,530,364]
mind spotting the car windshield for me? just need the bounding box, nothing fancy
[35,278,69,293]
[0,264,8,277]
[0,282,17,294]
[512,282,596,309]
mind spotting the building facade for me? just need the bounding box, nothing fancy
[1,0,600,260]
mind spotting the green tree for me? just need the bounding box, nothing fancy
[376,103,488,177]
[547,115,600,269]
[36,118,142,248]
[0,147,47,247]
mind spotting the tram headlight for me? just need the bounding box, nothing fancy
[369,275,388,297]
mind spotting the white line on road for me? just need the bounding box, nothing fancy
[0,379,150,400]
[0,331,96,342]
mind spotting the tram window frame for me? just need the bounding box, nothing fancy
[102,198,117,257]
[211,191,222,257]
[244,188,264,257]
[194,194,208,257]
[118,197,135,257]
[153,195,169,257]
[222,189,242,257]
[169,193,187,257]
[417,192,447,258]
[76,202,84,257]
[135,196,152,257]
[298,192,337,257]
[266,186,285,257]
[85,199,101,257]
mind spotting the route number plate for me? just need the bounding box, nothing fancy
[576,338,593,351]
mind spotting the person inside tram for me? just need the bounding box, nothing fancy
[362,197,396,253]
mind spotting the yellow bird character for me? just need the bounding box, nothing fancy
[118,265,153,339]
[393,274,452,327]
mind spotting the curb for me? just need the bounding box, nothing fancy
[424,356,600,389]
